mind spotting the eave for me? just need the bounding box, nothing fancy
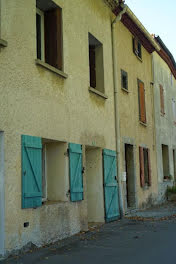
[155,36,176,79]
[113,5,160,54]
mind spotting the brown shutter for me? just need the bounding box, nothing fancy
[160,85,165,115]
[147,149,152,186]
[139,147,145,187]
[138,81,146,123]
[89,46,96,88]
[45,8,62,70]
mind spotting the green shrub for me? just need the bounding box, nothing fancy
[167,185,176,194]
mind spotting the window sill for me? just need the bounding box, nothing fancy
[0,39,8,47]
[35,59,68,79]
[42,200,68,206]
[89,87,108,99]
[142,184,150,190]
[139,121,147,127]
[121,87,129,93]
[134,53,142,62]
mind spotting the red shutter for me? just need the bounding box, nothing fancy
[160,85,165,115]
[45,8,62,70]
[138,81,146,123]
[139,147,145,187]
[147,149,152,186]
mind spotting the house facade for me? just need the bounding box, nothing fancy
[113,7,160,211]
[0,0,121,257]
[152,36,176,202]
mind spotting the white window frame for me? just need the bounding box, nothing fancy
[36,8,45,62]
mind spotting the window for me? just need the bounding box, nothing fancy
[139,147,151,187]
[36,0,63,70]
[138,79,146,124]
[121,70,128,91]
[133,37,142,59]
[160,84,165,115]
[162,144,170,180]
[21,135,69,209]
[89,33,104,93]
[172,99,176,124]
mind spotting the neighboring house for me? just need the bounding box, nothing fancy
[0,0,121,257]
[152,36,176,202]
[113,6,160,211]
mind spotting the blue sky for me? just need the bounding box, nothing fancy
[124,0,176,61]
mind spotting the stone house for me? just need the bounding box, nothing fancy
[112,5,160,211]
[0,0,122,257]
[152,36,176,202]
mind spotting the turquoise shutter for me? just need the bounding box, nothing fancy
[69,143,83,202]
[103,149,120,222]
[22,135,42,209]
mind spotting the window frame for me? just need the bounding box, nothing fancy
[36,8,45,61]
[133,37,142,60]
[121,69,128,91]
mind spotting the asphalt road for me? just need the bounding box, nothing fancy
[2,217,176,264]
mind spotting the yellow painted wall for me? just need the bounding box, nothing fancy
[115,21,158,209]
[0,0,116,254]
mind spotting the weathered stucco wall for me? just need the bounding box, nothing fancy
[115,21,158,209]
[0,0,116,255]
[153,52,176,202]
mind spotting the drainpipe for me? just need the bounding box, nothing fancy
[112,4,127,217]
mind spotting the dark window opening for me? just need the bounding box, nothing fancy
[162,144,170,180]
[36,13,42,60]
[88,33,104,93]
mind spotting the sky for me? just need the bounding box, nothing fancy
[124,0,176,61]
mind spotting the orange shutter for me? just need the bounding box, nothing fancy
[160,85,165,115]
[45,8,62,70]
[147,149,152,186]
[138,81,146,123]
[139,147,145,187]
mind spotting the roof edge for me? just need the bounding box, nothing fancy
[125,6,160,52]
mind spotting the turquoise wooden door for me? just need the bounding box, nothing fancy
[22,135,42,209]
[103,149,120,222]
[69,143,83,202]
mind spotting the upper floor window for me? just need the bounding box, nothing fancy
[159,84,165,116]
[121,69,128,91]
[138,79,146,124]
[88,33,104,94]
[133,37,142,60]
[36,0,63,71]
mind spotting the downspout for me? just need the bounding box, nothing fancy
[111,4,127,217]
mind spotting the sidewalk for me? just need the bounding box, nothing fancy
[125,201,176,220]
[2,202,176,264]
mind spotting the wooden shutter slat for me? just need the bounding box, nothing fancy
[139,147,145,187]
[69,143,83,202]
[22,135,42,209]
[45,8,62,70]
[103,149,120,222]
[147,149,152,186]
[138,81,146,123]
[160,85,165,115]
